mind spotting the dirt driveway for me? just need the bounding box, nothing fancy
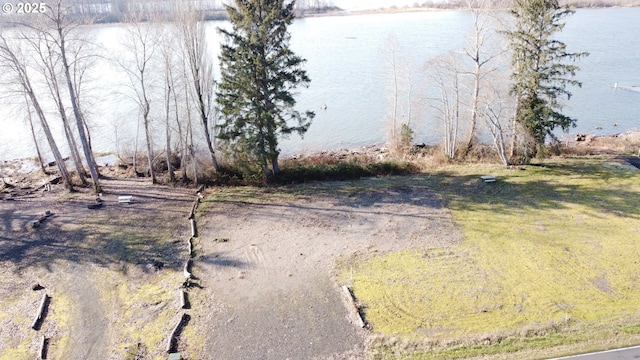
[189,178,462,359]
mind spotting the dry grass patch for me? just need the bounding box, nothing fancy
[100,267,180,359]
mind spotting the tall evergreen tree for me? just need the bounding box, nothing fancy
[506,0,587,158]
[217,0,314,177]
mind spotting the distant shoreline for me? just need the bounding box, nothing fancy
[304,3,640,18]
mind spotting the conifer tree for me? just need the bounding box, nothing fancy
[217,0,314,177]
[506,0,587,158]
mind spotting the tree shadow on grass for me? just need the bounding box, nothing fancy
[424,159,640,220]
[200,157,640,229]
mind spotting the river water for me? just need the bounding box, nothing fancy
[1,7,638,162]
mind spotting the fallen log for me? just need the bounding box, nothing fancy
[183,259,192,279]
[342,286,366,328]
[187,237,193,258]
[38,335,48,359]
[179,290,188,309]
[188,198,200,219]
[166,313,189,353]
[190,218,197,238]
[31,293,49,330]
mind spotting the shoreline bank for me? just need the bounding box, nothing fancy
[3,130,639,178]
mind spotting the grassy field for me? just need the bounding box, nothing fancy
[342,156,640,359]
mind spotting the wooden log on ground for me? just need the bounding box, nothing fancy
[38,335,47,359]
[187,237,193,258]
[166,313,189,353]
[342,286,366,328]
[31,293,49,330]
[196,184,205,194]
[188,198,200,219]
[179,290,188,309]
[183,259,192,279]
[190,218,197,238]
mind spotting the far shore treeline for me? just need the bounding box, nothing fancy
[1,0,637,25]
[0,0,615,192]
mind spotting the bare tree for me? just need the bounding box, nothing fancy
[482,83,512,165]
[461,0,503,155]
[0,34,74,190]
[176,1,220,173]
[117,16,161,184]
[22,27,89,185]
[386,34,400,149]
[24,93,47,174]
[428,52,464,160]
[43,0,102,193]
[159,23,181,183]
[384,34,417,153]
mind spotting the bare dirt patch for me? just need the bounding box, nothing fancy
[0,176,193,359]
[189,178,463,359]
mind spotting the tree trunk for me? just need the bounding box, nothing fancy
[29,92,74,191]
[142,85,156,184]
[26,100,47,175]
[57,94,87,185]
[165,82,175,183]
[510,96,520,159]
[80,112,102,177]
[176,93,188,183]
[32,32,88,184]
[465,64,481,155]
[166,107,174,182]
[58,27,101,193]
[1,35,73,190]
[196,88,220,173]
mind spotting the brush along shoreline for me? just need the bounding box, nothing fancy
[2,129,639,185]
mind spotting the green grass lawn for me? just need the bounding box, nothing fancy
[344,156,640,359]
